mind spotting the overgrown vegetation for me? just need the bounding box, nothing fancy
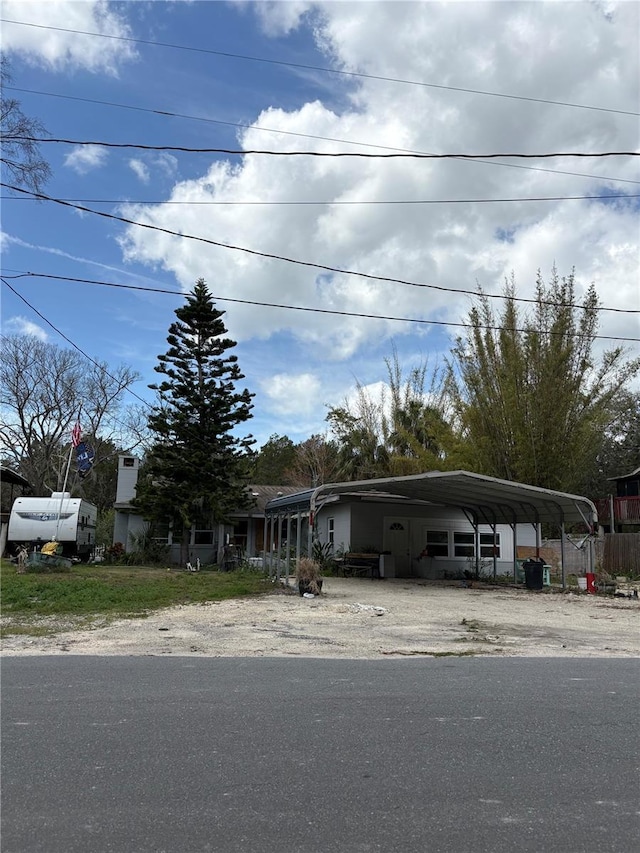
[447,268,640,494]
[295,557,323,595]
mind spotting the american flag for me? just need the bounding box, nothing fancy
[71,421,82,448]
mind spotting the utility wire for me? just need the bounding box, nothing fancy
[0,276,153,408]
[7,182,640,317]
[7,86,637,186]
[4,272,639,336]
[0,278,256,449]
[2,18,637,117]
[6,136,638,160]
[4,193,637,206]
[0,278,220,454]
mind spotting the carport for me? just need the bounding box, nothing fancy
[265,470,598,587]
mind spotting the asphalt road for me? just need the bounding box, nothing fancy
[2,656,638,853]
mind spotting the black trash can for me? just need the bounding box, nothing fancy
[523,558,544,591]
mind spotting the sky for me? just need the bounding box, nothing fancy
[1,0,639,451]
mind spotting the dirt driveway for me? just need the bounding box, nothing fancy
[2,578,639,659]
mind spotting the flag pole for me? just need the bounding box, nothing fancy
[55,415,81,542]
[54,443,74,542]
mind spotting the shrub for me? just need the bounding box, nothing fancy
[296,557,323,595]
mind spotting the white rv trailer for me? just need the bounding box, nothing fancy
[7,493,97,559]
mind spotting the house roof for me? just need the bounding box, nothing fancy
[114,485,303,517]
[607,466,640,482]
[265,470,597,528]
[241,485,304,515]
[1,467,30,489]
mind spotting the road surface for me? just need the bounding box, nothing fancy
[2,656,638,852]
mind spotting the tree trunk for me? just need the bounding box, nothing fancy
[180,527,190,568]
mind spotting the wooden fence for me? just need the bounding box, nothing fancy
[540,537,638,576]
[601,533,640,575]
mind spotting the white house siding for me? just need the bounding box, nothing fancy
[115,456,140,503]
[316,500,536,578]
[319,503,351,553]
[113,511,148,552]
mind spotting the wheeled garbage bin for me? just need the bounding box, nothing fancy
[523,558,544,591]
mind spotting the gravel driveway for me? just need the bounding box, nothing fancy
[2,577,639,658]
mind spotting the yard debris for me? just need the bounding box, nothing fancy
[350,603,387,615]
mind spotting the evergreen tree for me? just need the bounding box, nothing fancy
[134,279,254,561]
[252,434,296,484]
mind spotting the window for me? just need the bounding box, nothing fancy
[194,530,213,545]
[480,532,501,558]
[425,530,448,557]
[453,532,475,557]
[328,517,335,546]
[123,457,135,467]
[233,519,248,552]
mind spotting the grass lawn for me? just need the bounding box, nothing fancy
[0,561,273,636]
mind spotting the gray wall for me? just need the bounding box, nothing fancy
[315,500,537,578]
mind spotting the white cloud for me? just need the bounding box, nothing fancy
[1,0,136,74]
[64,144,108,175]
[129,159,150,184]
[4,316,49,341]
[260,372,321,417]
[154,153,179,178]
[253,1,315,36]
[118,1,640,386]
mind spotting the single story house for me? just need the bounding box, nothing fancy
[1,466,31,557]
[264,471,598,586]
[113,454,300,565]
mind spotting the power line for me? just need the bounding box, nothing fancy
[7,86,638,186]
[4,272,639,338]
[6,183,640,318]
[0,279,222,453]
[4,193,638,207]
[2,18,637,117]
[0,277,153,409]
[6,135,638,160]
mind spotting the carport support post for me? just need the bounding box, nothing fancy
[266,515,274,575]
[296,510,302,565]
[489,519,498,580]
[285,513,292,583]
[262,516,271,574]
[511,523,518,584]
[307,499,315,560]
[270,514,276,578]
[560,522,566,589]
[275,514,282,579]
[474,520,480,578]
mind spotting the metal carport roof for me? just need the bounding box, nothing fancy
[266,470,597,529]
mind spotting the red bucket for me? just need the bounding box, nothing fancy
[586,572,596,594]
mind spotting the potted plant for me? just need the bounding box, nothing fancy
[296,557,323,596]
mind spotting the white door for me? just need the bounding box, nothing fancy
[383,517,411,576]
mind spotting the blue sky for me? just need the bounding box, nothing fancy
[2,0,639,451]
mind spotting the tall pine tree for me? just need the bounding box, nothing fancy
[135,279,254,562]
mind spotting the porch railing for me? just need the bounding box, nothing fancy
[595,496,640,524]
